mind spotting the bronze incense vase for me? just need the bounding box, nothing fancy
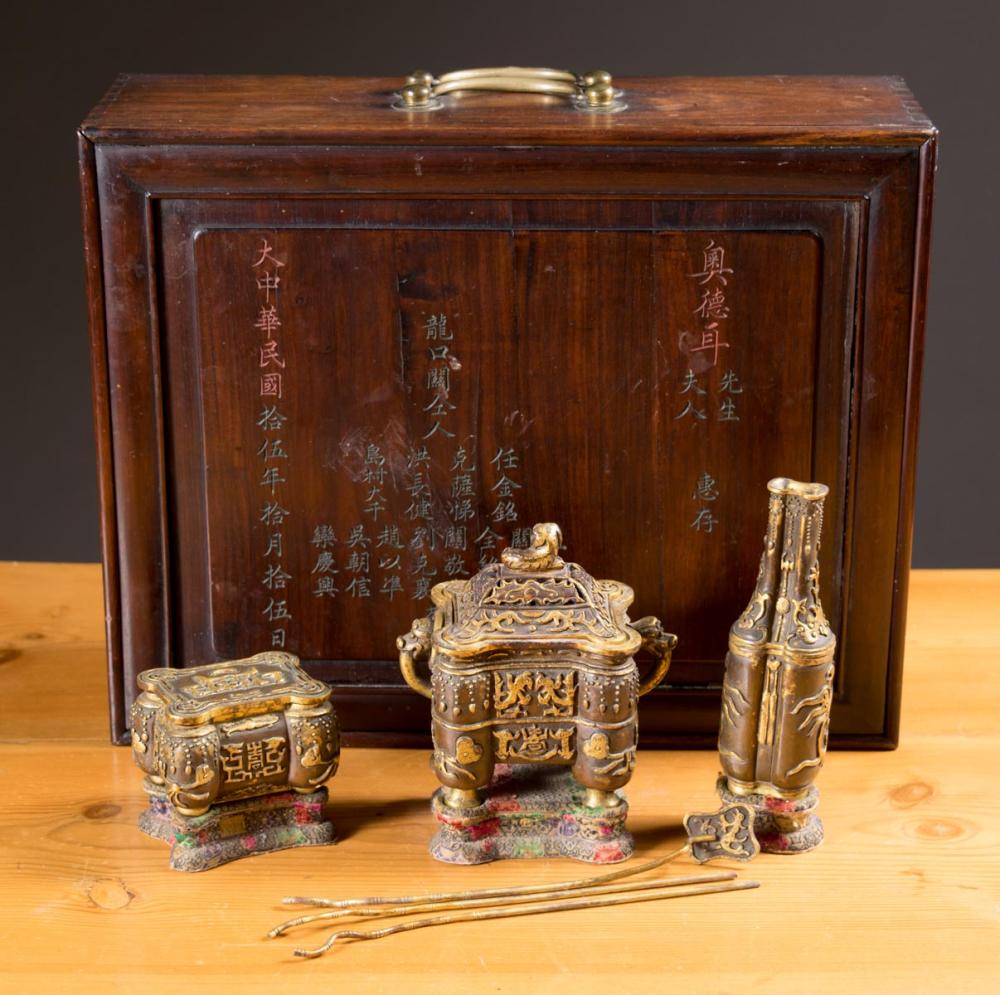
[717,478,836,853]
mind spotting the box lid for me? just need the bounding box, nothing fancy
[137,652,331,725]
[80,73,935,147]
[430,523,641,660]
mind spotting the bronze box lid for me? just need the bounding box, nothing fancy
[137,651,331,726]
[429,523,642,660]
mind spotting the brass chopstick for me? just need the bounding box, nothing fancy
[290,879,759,959]
[282,838,709,910]
[269,867,735,937]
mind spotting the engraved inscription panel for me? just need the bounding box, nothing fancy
[182,223,822,680]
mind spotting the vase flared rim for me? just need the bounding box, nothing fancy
[767,477,829,500]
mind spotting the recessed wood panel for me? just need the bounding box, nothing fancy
[178,217,822,690]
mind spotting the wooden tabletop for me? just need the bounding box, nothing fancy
[0,563,997,993]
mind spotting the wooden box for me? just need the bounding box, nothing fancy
[78,73,936,747]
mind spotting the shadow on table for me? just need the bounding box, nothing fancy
[327,795,430,842]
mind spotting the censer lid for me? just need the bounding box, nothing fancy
[137,651,331,726]
[430,523,642,659]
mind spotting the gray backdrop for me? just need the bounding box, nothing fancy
[6,0,998,565]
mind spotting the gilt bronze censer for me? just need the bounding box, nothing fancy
[397,523,677,863]
[131,651,340,871]
[717,478,837,853]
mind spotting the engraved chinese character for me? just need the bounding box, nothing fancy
[259,339,285,369]
[365,444,385,466]
[690,239,733,286]
[406,473,431,499]
[380,575,404,600]
[378,553,402,570]
[720,370,744,394]
[262,563,292,590]
[263,598,291,622]
[364,492,386,521]
[313,575,339,598]
[376,524,405,549]
[263,532,283,558]
[693,473,719,502]
[313,574,340,598]
[690,508,719,534]
[491,501,518,523]
[423,420,455,440]
[253,238,285,269]
[256,272,281,302]
[427,366,451,394]
[448,498,476,522]
[346,577,371,598]
[260,466,285,493]
[512,526,533,547]
[423,396,457,418]
[719,397,740,422]
[346,525,369,549]
[424,314,453,340]
[411,553,432,576]
[694,287,730,321]
[254,304,281,335]
[346,551,371,573]
[444,526,468,550]
[260,502,290,526]
[680,369,706,395]
[363,464,386,486]
[260,372,283,399]
[271,628,287,648]
[475,527,502,550]
[444,553,465,576]
[406,446,431,470]
[311,551,338,573]
[427,345,452,362]
[689,324,730,367]
[451,474,475,498]
[492,474,521,498]
[675,400,707,422]
[257,405,287,430]
[491,447,519,471]
[413,576,432,600]
[451,446,475,472]
[257,438,288,460]
[310,524,337,549]
[405,497,434,521]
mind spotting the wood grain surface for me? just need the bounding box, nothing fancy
[0,563,997,993]
[80,75,934,145]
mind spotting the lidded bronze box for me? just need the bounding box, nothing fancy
[130,652,340,816]
[398,523,677,809]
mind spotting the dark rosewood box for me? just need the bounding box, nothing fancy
[79,74,936,747]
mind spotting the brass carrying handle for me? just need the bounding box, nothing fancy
[397,617,433,699]
[394,67,625,112]
[633,616,678,697]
